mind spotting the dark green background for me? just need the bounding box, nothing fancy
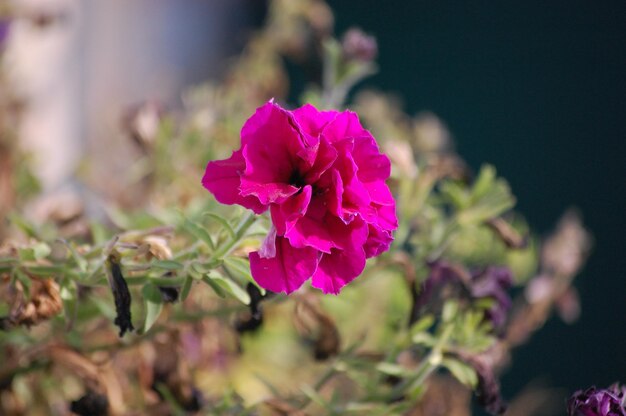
[328,0,626,411]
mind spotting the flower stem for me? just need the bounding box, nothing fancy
[210,211,257,260]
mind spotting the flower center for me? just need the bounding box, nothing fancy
[289,170,306,189]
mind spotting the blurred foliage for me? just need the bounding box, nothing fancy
[0,1,591,415]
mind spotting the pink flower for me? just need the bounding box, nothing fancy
[202,101,397,294]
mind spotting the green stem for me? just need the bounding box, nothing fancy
[389,323,454,400]
[210,212,257,261]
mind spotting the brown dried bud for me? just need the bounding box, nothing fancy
[541,210,591,277]
[1,278,62,329]
[122,101,166,152]
[486,217,528,249]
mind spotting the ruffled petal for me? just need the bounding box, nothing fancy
[249,236,320,294]
[284,196,336,253]
[270,185,313,236]
[321,110,370,142]
[292,104,338,139]
[311,246,366,295]
[353,136,391,183]
[201,150,267,214]
[240,102,305,185]
[363,224,394,258]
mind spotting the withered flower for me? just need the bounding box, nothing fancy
[106,250,134,337]
[293,294,340,360]
[460,352,507,415]
[413,262,513,332]
[140,236,179,303]
[235,283,266,333]
[0,277,62,329]
[69,390,109,416]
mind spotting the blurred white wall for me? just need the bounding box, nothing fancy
[5,0,252,191]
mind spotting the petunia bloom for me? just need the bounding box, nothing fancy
[202,101,397,294]
[567,384,626,416]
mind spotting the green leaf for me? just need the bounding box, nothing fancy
[410,314,435,337]
[182,219,215,250]
[203,271,250,304]
[376,363,409,377]
[142,283,164,333]
[65,242,87,272]
[457,165,516,225]
[32,242,51,260]
[201,274,226,298]
[223,257,265,294]
[151,260,184,271]
[23,264,65,276]
[412,332,436,347]
[441,357,478,388]
[180,275,193,302]
[203,212,236,240]
[13,269,31,298]
[8,214,39,238]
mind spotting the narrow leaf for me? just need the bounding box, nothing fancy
[142,283,164,333]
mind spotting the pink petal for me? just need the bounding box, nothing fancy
[374,203,399,231]
[364,180,395,206]
[329,215,369,250]
[270,185,313,236]
[249,236,320,294]
[315,169,344,219]
[321,110,370,142]
[311,246,366,294]
[240,176,300,205]
[292,104,338,139]
[240,102,305,185]
[259,224,277,258]
[302,138,338,184]
[363,224,394,258]
[201,150,267,214]
[284,196,336,253]
[353,136,391,183]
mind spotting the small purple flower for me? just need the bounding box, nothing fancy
[341,28,378,62]
[470,266,513,330]
[415,262,513,331]
[567,384,626,416]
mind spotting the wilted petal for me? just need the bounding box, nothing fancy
[249,237,320,294]
[567,384,626,416]
[202,150,267,214]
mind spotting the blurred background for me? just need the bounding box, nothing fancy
[3,0,625,414]
[327,0,626,409]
